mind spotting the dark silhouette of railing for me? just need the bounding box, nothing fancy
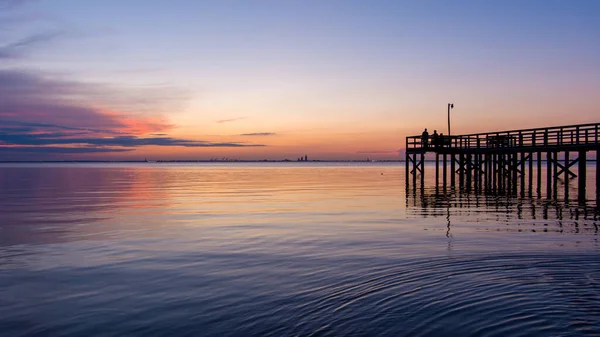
[407,122,600,152]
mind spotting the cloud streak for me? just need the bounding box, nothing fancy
[216,117,245,124]
[0,132,265,148]
[0,0,33,10]
[239,132,276,136]
[0,32,62,59]
[0,146,134,154]
[356,150,401,154]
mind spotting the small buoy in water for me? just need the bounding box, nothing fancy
[381,173,384,175]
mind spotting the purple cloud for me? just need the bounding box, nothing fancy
[0,132,265,148]
[0,70,267,156]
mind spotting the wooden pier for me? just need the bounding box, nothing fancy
[405,122,600,203]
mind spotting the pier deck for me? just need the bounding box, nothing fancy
[405,122,600,202]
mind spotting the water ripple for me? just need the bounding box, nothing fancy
[1,163,599,336]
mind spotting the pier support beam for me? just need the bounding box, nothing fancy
[420,152,425,187]
[466,153,472,191]
[565,151,570,201]
[511,153,518,194]
[537,151,542,196]
[597,149,599,203]
[443,154,447,188]
[451,154,456,187]
[492,153,497,192]
[405,152,409,190]
[553,151,558,199]
[528,152,533,196]
[520,152,526,197]
[498,153,504,192]
[435,153,440,186]
[459,154,465,187]
[546,152,552,198]
[579,150,586,202]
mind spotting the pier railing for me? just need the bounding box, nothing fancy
[406,122,600,151]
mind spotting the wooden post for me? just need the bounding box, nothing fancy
[420,152,425,187]
[479,154,484,191]
[405,152,409,190]
[466,153,472,191]
[484,154,489,190]
[490,153,495,191]
[578,150,586,202]
[465,152,470,188]
[451,154,456,187]
[537,151,542,196]
[512,152,518,192]
[565,151,570,201]
[435,153,440,186]
[528,152,533,196]
[553,151,558,199]
[504,153,509,192]
[546,152,552,199]
[443,154,447,188]
[412,152,417,186]
[498,153,504,192]
[459,153,465,187]
[490,153,494,191]
[473,154,478,191]
[596,149,600,204]
[503,153,508,192]
[520,152,525,196]
[510,152,516,194]
[493,153,500,190]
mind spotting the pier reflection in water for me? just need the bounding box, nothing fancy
[406,163,599,237]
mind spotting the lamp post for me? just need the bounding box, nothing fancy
[447,103,454,136]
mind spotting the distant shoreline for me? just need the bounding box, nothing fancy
[0,160,403,163]
[0,159,596,164]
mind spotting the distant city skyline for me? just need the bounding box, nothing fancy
[1,0,599,160]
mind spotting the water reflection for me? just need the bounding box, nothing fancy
[0,163,403,246]
[0,165,175,245]
[406,169,599,236]
[1,163,600,336]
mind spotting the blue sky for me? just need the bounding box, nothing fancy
[1,0,599,160]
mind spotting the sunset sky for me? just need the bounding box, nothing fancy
[1,0,599,160]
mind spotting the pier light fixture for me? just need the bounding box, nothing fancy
[448,103,454,136]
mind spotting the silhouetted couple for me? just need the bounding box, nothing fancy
[422,129,445,149]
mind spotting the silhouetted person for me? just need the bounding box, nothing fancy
[439,133,445,147]
[432,130,439,148]
[305,155,308,161]
[422,128,429,148]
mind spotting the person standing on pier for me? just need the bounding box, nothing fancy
[422,128,429,149]
[432,130,439,148]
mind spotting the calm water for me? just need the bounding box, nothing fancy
[1,163,599,336]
